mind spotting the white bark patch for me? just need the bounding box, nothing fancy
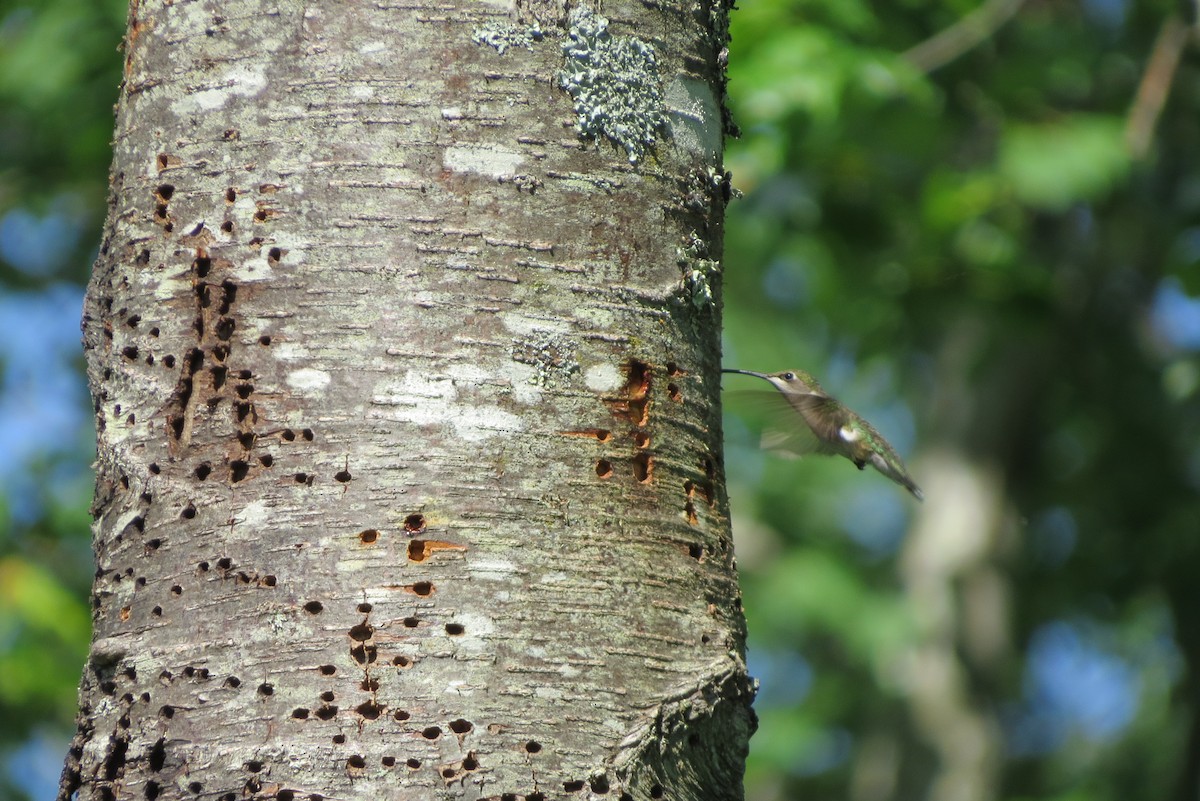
[400,404,525,442]
[446,363,491,385]
[230,259,274,283]
[500,311,572,336]
[373,374,526,441]
[273,343,311,362]
[234,500,270,527]
[469,558,519,577]
[443,612,494,657]
[444,145,524,178]
[665,77,722,157]
[506,362,544,404]
[151,266,191,298]
[286,368,332,393]
[396,373,457,399]
[172,64,268,114]
[584,363,622,392]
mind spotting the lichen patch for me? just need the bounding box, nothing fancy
[558,9,667,163]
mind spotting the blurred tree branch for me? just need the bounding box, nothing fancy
[903,0,1027,73]
[1125,15,1194,159]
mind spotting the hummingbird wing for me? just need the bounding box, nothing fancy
[792,393,854,456]
[723,390,822,457]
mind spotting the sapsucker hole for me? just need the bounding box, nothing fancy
[632,453,653,483]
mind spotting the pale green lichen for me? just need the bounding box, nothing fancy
[676,232,720,311]
[558,8,667,163]
[510,330,580,387]
[706,165,742,200]
[472,23,544,54]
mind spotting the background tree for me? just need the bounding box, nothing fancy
[4,0,1200,800]
[19,0,755,799]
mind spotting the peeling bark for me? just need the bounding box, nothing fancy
[62,0,753,799]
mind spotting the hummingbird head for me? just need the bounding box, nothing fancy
[722,368,824,396]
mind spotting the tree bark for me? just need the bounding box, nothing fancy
[60,0,752,800]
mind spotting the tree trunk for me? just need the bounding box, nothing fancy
[60,1,753,800]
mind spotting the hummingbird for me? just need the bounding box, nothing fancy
[722,368,923,501]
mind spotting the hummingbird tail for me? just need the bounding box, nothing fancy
[867,452,924,502]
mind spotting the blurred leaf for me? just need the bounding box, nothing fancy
[749,705,845,776]
[999,115,1130,211]
[922,169,1004,232]
[0,557,89,724]
[751,549,915,668]
[0,556,90,644]
[734,29,929,127]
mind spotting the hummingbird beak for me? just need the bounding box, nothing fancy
[721,368,772,380]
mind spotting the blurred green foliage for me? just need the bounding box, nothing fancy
[0,0,125,219]
[723,0,1200,799]
[3,0,1200,799]
[0,0,126,797]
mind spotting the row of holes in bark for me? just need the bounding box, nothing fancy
[97,553,275,592]
[624,360,685,401]
[336,523,446,549]
[594,359,676,481]
[157,248,249,453]
[683,453,719,526]
[139,735,657,801]
[145,423,311,480]
[611,362,714,531]
[110,534,461,615]
[149,783,651,801]
[151,673,444,724]
[151,173,279,230]
[114,313,273,350]
[100,701,660,801]
[595,452,653,481]
[102,549,277,615]
[348,750,479,778]
[357,513,427,544]
[335,618,465,637]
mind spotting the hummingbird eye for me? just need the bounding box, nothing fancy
[782,372,795,381]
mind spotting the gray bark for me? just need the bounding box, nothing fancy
[61,0,753,800]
